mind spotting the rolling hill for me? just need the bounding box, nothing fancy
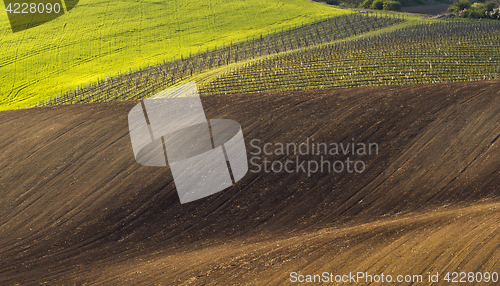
[1,80,499,284]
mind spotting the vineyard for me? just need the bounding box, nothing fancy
[0,0,347,110]
[31,17,500,107]
[199,21,500,95]
[37,13,405,107]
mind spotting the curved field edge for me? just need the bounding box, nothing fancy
[177,11,426,89]
[198,19,500,95]
[31,13,407,107]
[53,15,494,104]
[190,13,422,90]
[0,0,347,110]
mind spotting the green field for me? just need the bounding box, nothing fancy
[0,0,347,110]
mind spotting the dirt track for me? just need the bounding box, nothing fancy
[1,80,499,284]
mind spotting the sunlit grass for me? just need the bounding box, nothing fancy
[0,0,347,110]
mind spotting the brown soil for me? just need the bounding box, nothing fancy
[1,80,500,285]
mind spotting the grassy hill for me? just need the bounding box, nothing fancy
[0,0,347,110]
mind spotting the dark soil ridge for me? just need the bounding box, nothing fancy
[1,80,499,284]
